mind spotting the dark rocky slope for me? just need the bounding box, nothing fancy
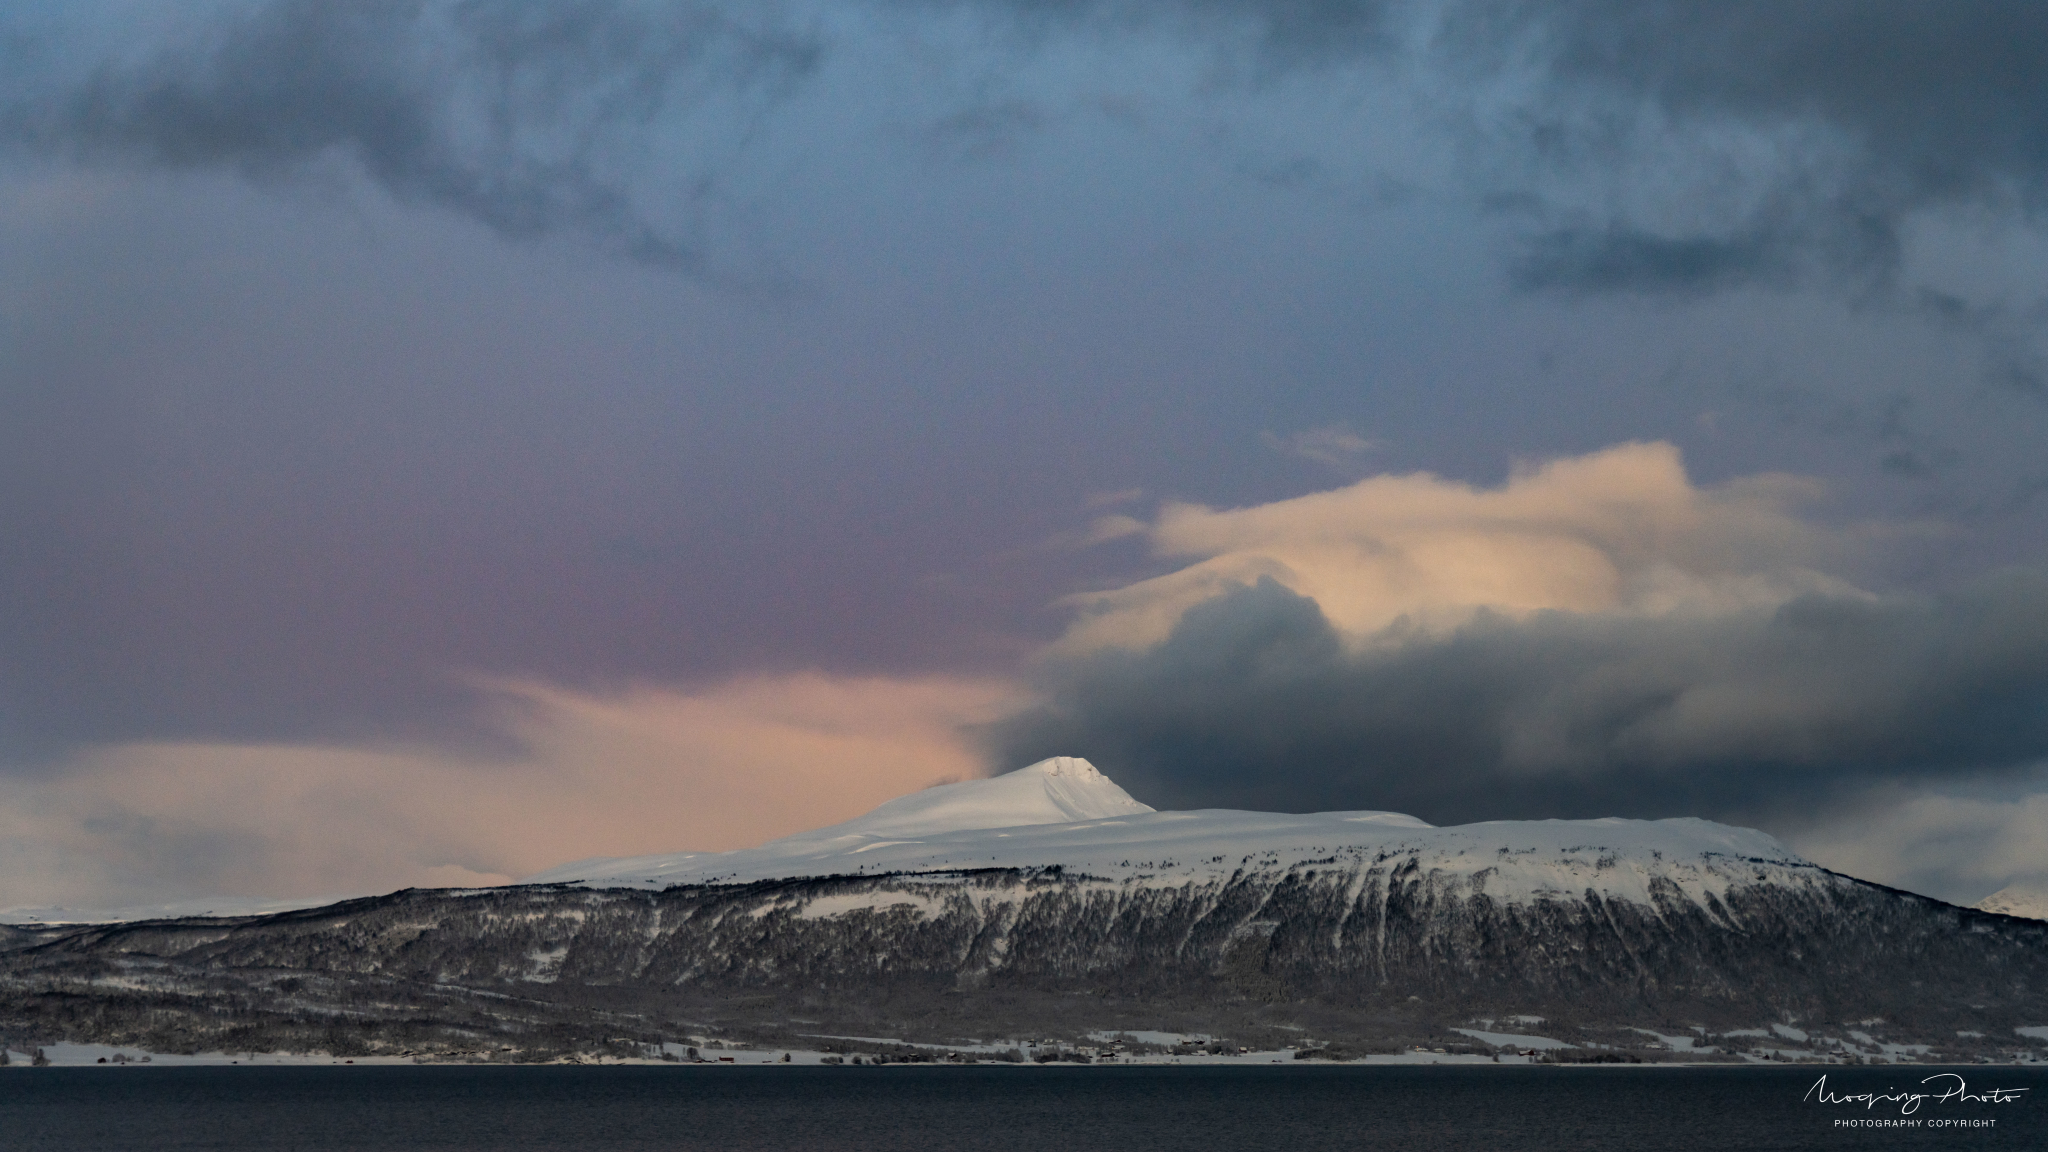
[5,860,2046,1062]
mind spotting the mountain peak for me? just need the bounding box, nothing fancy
[1975,882,2048,921]
[1030,755,1101,779]
[802,756,1154,840]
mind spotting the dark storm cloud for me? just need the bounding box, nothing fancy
[1443,1,2048,295]
[0,0,1404,277]
[988,1,2048,298]
[14,1,2044,295]
[1508,226,1788,296]
[9,0,822,271]
[957,0,2048,298]
[988,572,2048,823]
[954,0,1396,68]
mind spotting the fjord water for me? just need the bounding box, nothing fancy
[5,1065,2041,1150]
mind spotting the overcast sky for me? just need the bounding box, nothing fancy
[5,0,2048,911]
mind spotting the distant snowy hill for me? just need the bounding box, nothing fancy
[0,894,350,927]
[1976,883,2048,921]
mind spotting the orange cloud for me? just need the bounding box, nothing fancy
[0,673,1015,910]
[1056,441,1879,653]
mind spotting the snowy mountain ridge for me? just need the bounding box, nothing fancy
[525,756,1818,912]
[0,894,350,928]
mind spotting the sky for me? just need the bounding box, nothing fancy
[4,0,2048,910]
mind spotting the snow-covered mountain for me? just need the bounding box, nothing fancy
[527,756,1817,915]
[8,757,2048,1064]
[528,755,1162,886]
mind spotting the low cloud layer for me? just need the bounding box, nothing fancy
[0,672,1008,911]
[1784,781,2048,905]
[993,444,2048,849]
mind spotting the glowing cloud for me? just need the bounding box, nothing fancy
[0,672,1013,911]
[1057,441,1866,654]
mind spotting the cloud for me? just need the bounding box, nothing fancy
[1508,225,1789,296]
[923,98,1046,162]
[1783,781,2048,906]
[5,0,822,273]
[1441,1,2048,297]
[0,0,1398,275]
[1261,424,1380,468]
[13,0,2042,307]
[988,2,2048,307]
[1081,513,1148,545]
[989,442,2048,842]
[945,2,2048,303]
[1055,441,1864,653]
[1083,486,1145,509]
[0,672,1012,910]
[954,0,1398,71]
[992,569,2048,827]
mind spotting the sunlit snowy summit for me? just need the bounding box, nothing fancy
[527,755,1811,910]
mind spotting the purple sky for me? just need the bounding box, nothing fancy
[5,1,2048,909]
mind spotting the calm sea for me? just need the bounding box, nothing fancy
[4,1064,2041,1151]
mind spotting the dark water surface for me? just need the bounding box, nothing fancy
[3,1064,2040,1151]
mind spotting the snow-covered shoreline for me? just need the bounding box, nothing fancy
[11,1040,2037,1070]
[0,1041,1506,1069]
[0,1044,1644,1069]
